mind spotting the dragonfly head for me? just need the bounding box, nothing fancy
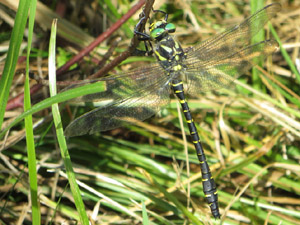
[149,20,176,41]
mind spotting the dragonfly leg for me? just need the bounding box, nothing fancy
[152,9,168,21]
[134,16,151,40]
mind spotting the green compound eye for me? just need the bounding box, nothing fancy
[165,23,176,33]
[150,28,164,39]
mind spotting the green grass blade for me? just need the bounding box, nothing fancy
[0,0,31,129]
[269,24,300,83]
[250,0,266,91]
[24,0,40,224]
[142,201,150,225]
[48,19,89,225]
[101,0,132,37]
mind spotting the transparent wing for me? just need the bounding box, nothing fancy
[64,63,173,137]
[65,64,166,102]
[185,39,278,94]
[183,3,280,94]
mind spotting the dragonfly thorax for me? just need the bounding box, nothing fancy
[148,19,186,73]
[153,35,187,73]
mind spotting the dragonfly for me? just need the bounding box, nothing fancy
[65,3,281,219]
